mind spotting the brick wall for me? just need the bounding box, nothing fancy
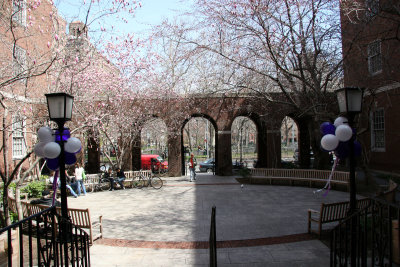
[341,0,400,173]
[0,0,66,173]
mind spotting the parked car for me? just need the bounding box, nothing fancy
[199,158,215,173]
[141,154,168,173]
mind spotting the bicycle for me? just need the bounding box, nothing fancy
[134,171,163,189]
[94,165,112,191]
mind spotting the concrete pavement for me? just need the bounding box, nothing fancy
[67,173,350,266]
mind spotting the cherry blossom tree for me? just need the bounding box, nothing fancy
[0,0,142,225]
[157,0,344,168]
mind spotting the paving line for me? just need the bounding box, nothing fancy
[95,233,315,249]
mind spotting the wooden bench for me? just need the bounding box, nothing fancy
[123,170,152,188]
[84,173,107,192]
[28,204,103,244]
[308,198,371,237]
[83,170,152,190]
[8,192,102,244]
[376,179,398,204]
[250,168,350,190]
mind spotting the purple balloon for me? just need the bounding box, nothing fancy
[335,141,350,160]
[354,140,362,157]
[55,128,71,142]
[320,122,335,136]
[65,152,77,165]
[46,158,59,170]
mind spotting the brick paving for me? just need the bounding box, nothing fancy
[97,233,314,249]
[67,173,350,266]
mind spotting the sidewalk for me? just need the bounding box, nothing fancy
[68,173,350,266]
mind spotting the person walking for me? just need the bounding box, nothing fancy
[188,153,197,182]
[74,163,87,196]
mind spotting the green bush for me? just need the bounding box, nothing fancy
[21,180,46,199]
[239,167,251,178]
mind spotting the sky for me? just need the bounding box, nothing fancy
[55,0,194,38]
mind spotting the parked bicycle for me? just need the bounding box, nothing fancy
[134,171,163,189]
[94,165,112,191]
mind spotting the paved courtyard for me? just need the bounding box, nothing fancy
[68,173,350,266]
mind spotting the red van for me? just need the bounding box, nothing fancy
[141,154,168,173]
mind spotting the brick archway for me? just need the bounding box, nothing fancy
[87,95,298,176]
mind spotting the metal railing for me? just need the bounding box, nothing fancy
[209,206,217,267]
[0,206,91,266]
[330,197,400,266]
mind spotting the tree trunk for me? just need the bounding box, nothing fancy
[15,188,23,221]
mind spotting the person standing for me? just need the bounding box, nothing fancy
[188,153,197,182]
[74,163,87,196]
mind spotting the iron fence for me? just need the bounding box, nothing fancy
[0,206,90,266]
[330,197,400,266]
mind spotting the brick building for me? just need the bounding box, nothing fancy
[341,0,400,173]
[0,0,66,174]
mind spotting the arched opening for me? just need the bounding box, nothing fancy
[280,116,299,167]
[140,118,168,173]
[182,116,216,175]
[231,116,257,169]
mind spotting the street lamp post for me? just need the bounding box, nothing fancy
[335,87,363,266]
[46,93,74,267]
[45,93,74,221]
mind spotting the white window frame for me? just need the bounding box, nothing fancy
[12,116,26,159]
[13,45,26,78]
[12,0,26,26]
[370,108,385,152]
[368,40,382,75]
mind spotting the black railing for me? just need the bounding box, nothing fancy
[0,206,90,266]
[330,197,400,266]
[209,206,217,267]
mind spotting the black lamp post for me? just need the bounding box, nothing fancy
[45,93,74,266]
[45,93,74,221]
[335,87,363,266]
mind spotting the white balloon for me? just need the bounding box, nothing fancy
[335,125,353,142]
[34,142,46,158]
[321,134,339,151]
[65,137,82,153]
[334,116,348,128]
[44,142,61,159]
[38,126,54,142]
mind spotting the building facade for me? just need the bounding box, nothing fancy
[0,0,66,174]
[341,0,400,173]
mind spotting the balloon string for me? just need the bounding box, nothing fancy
[314,156,339,196]
[52,170,59,206]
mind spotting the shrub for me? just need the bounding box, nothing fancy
[21,181,46,199]
[239,167,251,178]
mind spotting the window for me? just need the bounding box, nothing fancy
[13,45,26,77]
[12,0,26,26]
[368,40,382,75]
[371,108,385,151]
[365,0,379,19]
[12,116,26,159]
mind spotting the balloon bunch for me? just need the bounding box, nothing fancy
[320,116,362,160]
[34,127,82,170]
